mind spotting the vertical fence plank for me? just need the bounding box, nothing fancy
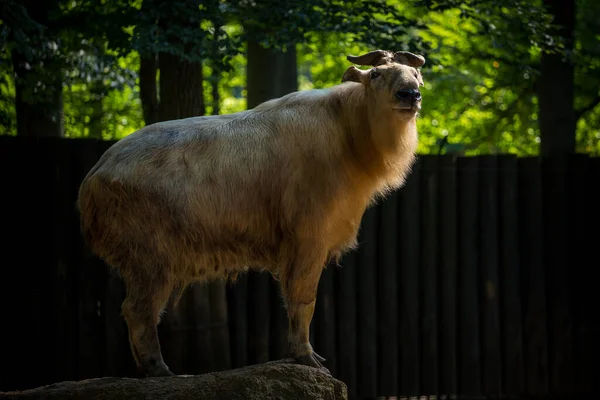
[187,283,213,374]
[104,267,133,377]
[376,191,399,397]
[209,281,232,372]
[51,138,79,383]
[438,155,458,398]
[457,156,481,397]
[420,155,439,396]
[592,157,600,394]
[34,138,62,388]
[478,155,502,396]
[227,274,248,369]
[357,205,378,399]
[315,263,337,376]
[542,155,574,395]
[578,157,600,394]
[498,155,524,395]
[34,137,52,388]
[398,160,421,397]
[71,138,108,380]
[13,137,56,389]
[247,271,271,365]
[18,137,43,389]
[336,251,358,399]
[566,155,592,395]
[0,137,42,390]
[268,276,288,361]
[518,157,548,396]
[158,273,189,374]
[592,157,600,393]
[0,135,22,391]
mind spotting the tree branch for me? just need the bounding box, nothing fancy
[575,95,600,121]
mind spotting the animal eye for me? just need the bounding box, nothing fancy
[370,70,380,79]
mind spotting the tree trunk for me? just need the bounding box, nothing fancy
[139,54,159,125]
[158,52,205,122]
[246,41,298,109]
[211,73,220,115]
[538,0,576,156]
[11,51,64,137]
[210,34,221,116]
[10,0,64,137]
[88,81,104,139]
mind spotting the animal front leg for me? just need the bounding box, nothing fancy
[280,250,330,374]
[287,299,330,372]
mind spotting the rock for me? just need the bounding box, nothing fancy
[0,359,347,400]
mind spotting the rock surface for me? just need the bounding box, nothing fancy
[0,359,347,400]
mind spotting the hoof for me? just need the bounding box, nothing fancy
[313,351,326,363]
[143,361,175,377]
[145,368,175,378]
[295,352,331,375]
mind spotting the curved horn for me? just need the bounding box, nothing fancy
[346,50,393,66]
[393,51,426,68]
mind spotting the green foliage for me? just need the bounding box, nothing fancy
[573,0,600,153]
[235,0,428,55]
[0,62,16,135]
[413,7,543,155]
[132,0,239,69]
[1,0,51,61]
[298,33,371,91]
[0,0,598,154]
[63,51,143,139]
[415,0,600,155]
[204,51,247,115]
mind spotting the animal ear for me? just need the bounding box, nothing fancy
[416,70,424,87]
[392,51,426,68]
[341,66,367,83]
[346,50,393,67]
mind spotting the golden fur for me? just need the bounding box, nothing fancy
[77,50,425,377]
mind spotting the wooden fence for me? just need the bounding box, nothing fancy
[0,136,599,399]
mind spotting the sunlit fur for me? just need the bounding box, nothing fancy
[77,57,423,377]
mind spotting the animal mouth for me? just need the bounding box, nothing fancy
[393,104,421,112]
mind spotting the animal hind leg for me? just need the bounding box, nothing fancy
[121,274,174,377]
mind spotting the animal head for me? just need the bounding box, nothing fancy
[342,50,425,119]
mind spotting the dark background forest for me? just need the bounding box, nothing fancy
[1,0,599,155]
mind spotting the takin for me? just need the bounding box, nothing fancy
[77,49,426,377]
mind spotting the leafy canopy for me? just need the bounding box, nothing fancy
[0,0,598,154]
